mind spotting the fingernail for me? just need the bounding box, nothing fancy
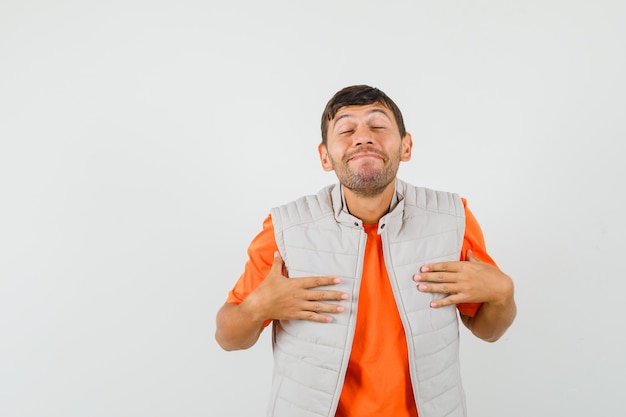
[341,293,349,300]
[337,306,345,312]
[413,274,422,282]
[418,284,427,291]
[430,302,437,308]
[420,266,429,272]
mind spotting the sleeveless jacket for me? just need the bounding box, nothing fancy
[267,179,467,417]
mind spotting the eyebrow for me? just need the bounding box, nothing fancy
[332,108,392,126]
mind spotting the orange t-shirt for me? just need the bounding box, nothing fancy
[227,198,495,417]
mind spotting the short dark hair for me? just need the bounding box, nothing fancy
[320,85,406,146]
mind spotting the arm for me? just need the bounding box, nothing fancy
[215,301,267,351]
[458,252,516,342]
[215,252,347,351]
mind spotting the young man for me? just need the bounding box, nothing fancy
[215,85,516,417]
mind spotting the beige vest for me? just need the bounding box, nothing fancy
[267,179,467,417]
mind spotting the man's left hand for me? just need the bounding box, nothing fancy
[413,250,514,308]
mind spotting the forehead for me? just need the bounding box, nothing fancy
[331,103,394,123]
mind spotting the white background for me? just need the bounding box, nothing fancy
[1,1,625,416]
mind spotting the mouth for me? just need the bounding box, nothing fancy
[345,151,387,163]
[350,153,380,160]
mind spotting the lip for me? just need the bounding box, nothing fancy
[347,152,384,162]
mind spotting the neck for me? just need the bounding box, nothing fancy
[342,181,396,225]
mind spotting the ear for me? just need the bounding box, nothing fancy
[318,143,334,172]
[400,132,413,162]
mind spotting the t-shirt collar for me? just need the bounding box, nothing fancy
[339,180,399,216]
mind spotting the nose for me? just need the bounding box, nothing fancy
[353,125,374,147]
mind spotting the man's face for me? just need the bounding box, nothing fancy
[318,103,412,197]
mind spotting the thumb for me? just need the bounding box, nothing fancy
[270,251,285,275]
[466,249,483,263]
[465,249,485,264]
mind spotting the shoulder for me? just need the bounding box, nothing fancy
[270,184,338,229]
[397,179,464,216]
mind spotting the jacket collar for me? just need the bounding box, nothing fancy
[331,179,406,228]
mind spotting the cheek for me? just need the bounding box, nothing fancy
[325,144,346,161]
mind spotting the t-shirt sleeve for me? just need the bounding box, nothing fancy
[457,198,497,318]
[226,214,278,304]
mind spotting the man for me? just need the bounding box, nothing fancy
[215,85,516,417]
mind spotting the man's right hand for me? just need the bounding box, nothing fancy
[241,251,348,323]
[215,251,347,350]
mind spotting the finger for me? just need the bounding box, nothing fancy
[429,293,464,308]
[305,301,346,314]
[310,289,349,301]
[298,302,346,323]
[298,311,337,323]
[466,249,485,264]
[270,251,284,275]
[301,275,342,289]
[419,261,461,274]
[413,271,456,283]
[417,282,456,294]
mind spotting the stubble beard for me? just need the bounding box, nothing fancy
[330,147,401,198]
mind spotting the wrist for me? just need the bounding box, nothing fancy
[240,294,269,324]
[489,274,515,307]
